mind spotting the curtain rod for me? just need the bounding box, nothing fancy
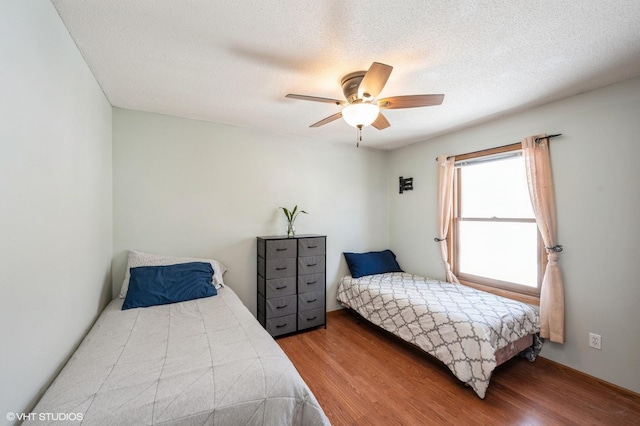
[434,134,562,161]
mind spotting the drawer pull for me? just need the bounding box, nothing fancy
[307,245,318,249]
[307,299,317,303]
[306,281,317,285]
[276,248,288,251]
[307,316,317,321]
[275,285,287,290]
[307,263,317,267]
[276,267,287,271]
[276,323,288,328]
[276,304,288,309]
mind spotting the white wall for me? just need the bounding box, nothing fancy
[112,108,389,313]
[387,77,640,393]
[0,1,113,422]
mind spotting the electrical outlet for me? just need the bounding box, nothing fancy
[589,333,602,350]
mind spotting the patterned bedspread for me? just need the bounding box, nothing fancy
[336,272,540,398]
[26,287,329,425]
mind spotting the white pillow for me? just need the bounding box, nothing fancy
[119,250,227,298]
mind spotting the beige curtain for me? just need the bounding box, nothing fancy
[436,155,459,283]
[522,135,565,343]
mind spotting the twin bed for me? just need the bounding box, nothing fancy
[338,250,542,399]
[26,251,329,425]
[27,248,540,424]
[337,272,541,399]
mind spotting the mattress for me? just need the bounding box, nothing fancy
[26,286,329,425]
[336,272,540,399]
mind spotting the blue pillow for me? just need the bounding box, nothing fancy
[343,250,403,279]
[122,262,217,310]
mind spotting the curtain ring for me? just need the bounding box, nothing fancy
[434,237,445,242]
[546,245,563,253]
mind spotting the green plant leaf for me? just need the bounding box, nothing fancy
[279,205,307,223]
[292,209,308,222]
[279,207,293,221]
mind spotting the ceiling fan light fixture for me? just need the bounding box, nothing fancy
[286,62,444,135]
[342,102,379,128]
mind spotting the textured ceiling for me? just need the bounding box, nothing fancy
[52,0,640,149]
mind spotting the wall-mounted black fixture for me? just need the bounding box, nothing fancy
[399,176,413,194]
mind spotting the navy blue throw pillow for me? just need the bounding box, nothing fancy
[343,250,403,279]
[122,262,217,310]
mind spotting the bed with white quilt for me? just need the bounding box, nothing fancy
[26,250,329,425]
[336,270,542,399]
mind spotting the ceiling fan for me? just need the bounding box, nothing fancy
[286,62,444,145]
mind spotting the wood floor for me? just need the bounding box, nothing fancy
[277,310,640,426]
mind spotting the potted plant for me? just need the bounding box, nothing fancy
[279,205,308,237]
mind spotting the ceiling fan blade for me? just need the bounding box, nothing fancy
[286,94,345,105]
[372,112,390,130]
[310,112,343,127]
[378,94,444,109]
[358,62,393,99]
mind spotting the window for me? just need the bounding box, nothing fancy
[450,145,545,299]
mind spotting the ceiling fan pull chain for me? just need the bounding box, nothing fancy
[357,125,363,148]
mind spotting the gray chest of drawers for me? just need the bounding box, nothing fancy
[257,235,326,337]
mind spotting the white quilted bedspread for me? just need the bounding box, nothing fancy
[336,272,539,398]
[26,287,329,425]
